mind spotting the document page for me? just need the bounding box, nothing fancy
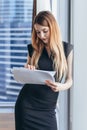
[11,67,56,85]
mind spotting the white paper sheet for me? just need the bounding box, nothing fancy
[11,67,56,85]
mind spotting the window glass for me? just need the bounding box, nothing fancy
[0,0,33,106]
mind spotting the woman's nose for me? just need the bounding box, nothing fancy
[40,32,45,39]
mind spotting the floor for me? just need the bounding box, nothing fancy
[0,113,15,130]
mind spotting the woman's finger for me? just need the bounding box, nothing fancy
[28,65,35,70]
[45,80,56,87]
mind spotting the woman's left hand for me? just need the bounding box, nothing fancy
[45,80,63,92]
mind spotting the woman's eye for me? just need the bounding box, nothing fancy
[44,31,48,33]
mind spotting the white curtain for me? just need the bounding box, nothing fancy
[36,0,51,14]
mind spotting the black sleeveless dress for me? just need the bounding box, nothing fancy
[15,42,73,130]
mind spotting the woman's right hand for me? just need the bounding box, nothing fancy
[24,64,35,70]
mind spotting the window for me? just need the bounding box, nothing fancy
[0,0,33,106]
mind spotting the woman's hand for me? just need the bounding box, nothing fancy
[24,64,35,70]
[45,80,63,92]
[45,78,72,92]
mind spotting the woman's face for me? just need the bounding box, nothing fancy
[34,23,50,45]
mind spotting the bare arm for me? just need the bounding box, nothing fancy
[58,50,73,91]
[65,50,73,87]
[45,50,73,92]
[24,55,31,68]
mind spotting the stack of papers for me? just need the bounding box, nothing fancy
[11,67,56,85]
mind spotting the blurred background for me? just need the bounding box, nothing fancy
[0,0,87,130]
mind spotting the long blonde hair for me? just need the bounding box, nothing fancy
[31,11,67,81]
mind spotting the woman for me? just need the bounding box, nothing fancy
[15,11,73,130]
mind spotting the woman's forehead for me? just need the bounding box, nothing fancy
[34,24,49,31]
